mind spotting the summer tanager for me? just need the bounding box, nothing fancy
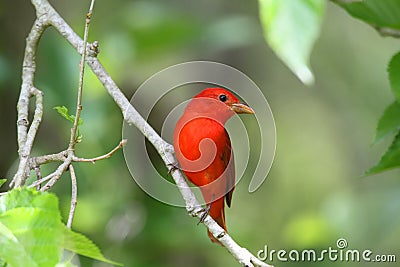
[173,88,254,244]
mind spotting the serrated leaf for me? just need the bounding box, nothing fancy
[374,101,400,143]
[0,187,59,213]
[258,0,325,85]
[0,188,63,267]
[0,179,6,187]
[0,188,119,266]
[0,208,63,267]
[63,227,122,266]
[388,52,400,102]
[334,0,400,29]
[367,131,400,175]
[54,106,83,126]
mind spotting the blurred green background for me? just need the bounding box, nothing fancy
[1,0,399,266]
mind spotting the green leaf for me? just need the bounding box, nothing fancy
[0,179,6,187]
[334,0,400,29]
[0,221,38,267]
[54,106,83,126]
[367,131,400,175]
[63,227,122,266]
[375,101,400,143]
[54,106,74,123]
[0,187,59,214]
[0,188,63,267]
[258,0,325,85]
[388,52,400,102]
[0,188,120,266]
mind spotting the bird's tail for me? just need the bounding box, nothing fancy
[207,197,227,245]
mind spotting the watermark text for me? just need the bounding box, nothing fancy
[257,238,396,263]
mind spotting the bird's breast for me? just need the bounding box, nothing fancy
[173,117,230,185]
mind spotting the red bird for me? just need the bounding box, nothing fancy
[173,88,254,244]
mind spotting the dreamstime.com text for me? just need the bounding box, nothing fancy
[257,238,396,263]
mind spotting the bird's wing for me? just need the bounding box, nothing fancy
[222,129,235,208]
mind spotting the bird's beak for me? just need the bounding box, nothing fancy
[230,103,255,114]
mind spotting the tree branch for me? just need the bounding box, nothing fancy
[12,16,49,187]
[27,138,125,189]
[72,139,127,163]
[34,166,42,190]
[28,139,126,168]
[29,151,68,168]
[67,164,78,228]
[40,156,72,191]
[12,0,273,266]
[69,0,95,149]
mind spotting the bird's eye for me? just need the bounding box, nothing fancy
[219,94,227,102]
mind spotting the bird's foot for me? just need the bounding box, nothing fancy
[197,202,211,225]
[167,161,181,174]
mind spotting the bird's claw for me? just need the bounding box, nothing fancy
[167,162,181,174]
[197,203,211,225]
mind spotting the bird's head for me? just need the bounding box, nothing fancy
[185,88,254,123]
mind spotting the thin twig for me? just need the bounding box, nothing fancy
[67,164,77,228]
[12,88,46,186]
[29,150,68,168]
[28,156,72,190]
[69,0,96,150]
[12,15,49,187]
[28,172,53,189]
[28,138,125,168]
[27,139,123,188]
[34,166,42,190]
[40,158,72,191]
[28,164,66,189]
[27,140,125,189]
[73,139,127,163]
[16,18,47,158]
